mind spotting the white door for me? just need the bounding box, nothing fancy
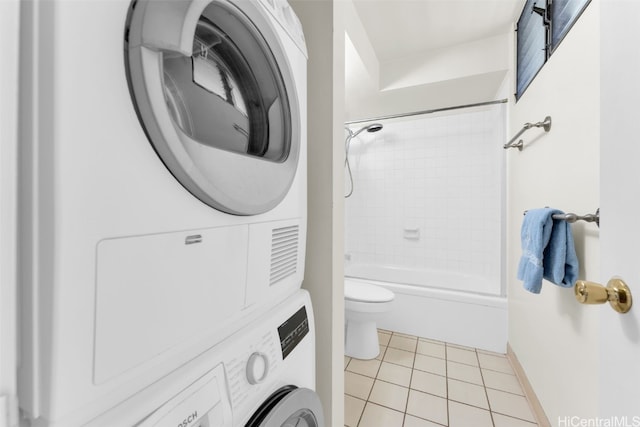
[600,0,640,417]
[0,1,19,425]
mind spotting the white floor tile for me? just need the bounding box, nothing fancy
[359,402,404,427]
[368,380,409,412]
[406,389,448,426]
[376,345,387,361]
[378,361,412,387]
[482,369,524,395]
[446,347,479,366]
[345,371,375,400]
[384,347,416,368]
[447,378,489,409]
[477,348,507,357]
[389,334,418,352]
[410,369,447,398]
[486,388,536,423]
[447,360,483,385]
[478,352,514,374]
[347,358,382,378]
[446,342,476,352]
[393,331,418,339]
[416,340,445,359]
[414,354,446,376]
[418,337,445,345]
[403,415,446,427]
[344,395,366,427]
[493,412,539,427]
[448,401,493,427]
[378,331,392,346]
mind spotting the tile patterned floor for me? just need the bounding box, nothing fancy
[344,330,539,427]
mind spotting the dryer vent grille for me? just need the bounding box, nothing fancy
[270,225,299,285]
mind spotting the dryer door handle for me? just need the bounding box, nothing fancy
[128,0,210,56]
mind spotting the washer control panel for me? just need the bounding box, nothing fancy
[221,292,313,426]
[277,306,309,359]
[226,330,279,409]
[225,305,309,409]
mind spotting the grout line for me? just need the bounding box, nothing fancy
[403,411,448,427]
[377,343,388,362]
[479,365,518,376]
[491,409,540,424]
[418,337,446,345]
[444,358,480,368]
[363,400,406,416]
[404,343,416,421]
[355,399,365,427]
[344,394,366,427]
[372,376,410,390]
[484,384,526,397]
[477,349,497,427]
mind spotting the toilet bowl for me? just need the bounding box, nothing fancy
[345,279,395,359]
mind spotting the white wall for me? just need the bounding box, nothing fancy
[507,2,600,423]
[342,1,379,90]
[289,1,345,426]
[345,17,511,122]
[381,34,510,91]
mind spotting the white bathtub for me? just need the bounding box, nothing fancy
[345,265,507,353]
[346,263,502,296]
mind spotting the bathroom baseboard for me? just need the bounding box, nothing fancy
[506,343,551,427]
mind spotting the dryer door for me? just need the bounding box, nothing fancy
[125,0,300,215]
[246,387,324,427]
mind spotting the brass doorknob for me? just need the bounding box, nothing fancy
[574,278,633,313]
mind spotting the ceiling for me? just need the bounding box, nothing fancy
[352,0,526,63]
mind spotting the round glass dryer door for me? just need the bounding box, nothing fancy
[125,0,300,215]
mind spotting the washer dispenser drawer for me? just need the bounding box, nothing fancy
[137,365,231,427]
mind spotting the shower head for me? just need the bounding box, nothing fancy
[344,123,384,198]
[348,123,384,138]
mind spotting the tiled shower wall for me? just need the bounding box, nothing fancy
[344,104,505,295]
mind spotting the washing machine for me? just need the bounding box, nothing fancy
[80,290,323,427]
[17,0,307,425]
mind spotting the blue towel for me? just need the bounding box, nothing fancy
[517,208,579,294]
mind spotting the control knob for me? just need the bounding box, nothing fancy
[246,352,269,385]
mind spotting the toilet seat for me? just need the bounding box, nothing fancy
[345,281,394,303]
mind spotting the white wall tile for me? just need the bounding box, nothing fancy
[345,105,505,294]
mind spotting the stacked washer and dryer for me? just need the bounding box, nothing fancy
[17,0,321,426]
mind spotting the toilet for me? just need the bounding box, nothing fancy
[344,279,395,359]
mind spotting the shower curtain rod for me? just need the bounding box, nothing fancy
[344,98,508,125]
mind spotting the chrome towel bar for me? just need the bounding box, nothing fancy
[523,208,600,227]
[504,116,552,150]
